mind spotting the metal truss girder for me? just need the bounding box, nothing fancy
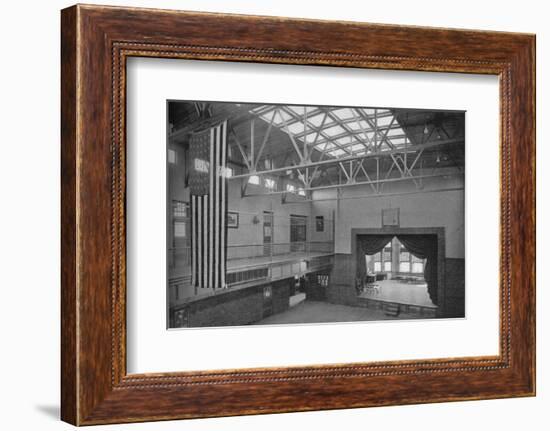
[229,138,463,181]
[242,170,463,197]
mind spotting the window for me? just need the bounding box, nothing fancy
[171,201,191,273]
[383,241,392,272]
[168,148,177,164]
[173,201,187,218]
[399,261,411,272]
[297,188,306,196]
[286,184,296,193]
[398,242,425,273]
[174,221,187,238]
[248,175,260,185]
[411,254,424,273]
[172,201,189,239]
[265,178,276,190]
[399,246,410,272]
[317,274,329,287]
[373,241,392,273]
[412,262,424,273]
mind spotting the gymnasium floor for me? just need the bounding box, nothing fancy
[257,300,423,325]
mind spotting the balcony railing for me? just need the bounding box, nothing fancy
[168,241,334,276]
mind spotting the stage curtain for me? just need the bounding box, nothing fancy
[396,235,439,305]
[356,235,394,281]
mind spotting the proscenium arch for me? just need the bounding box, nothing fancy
[350,227,446,317]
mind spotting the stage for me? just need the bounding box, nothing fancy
[360,279,435,308]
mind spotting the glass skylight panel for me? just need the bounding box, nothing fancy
[256,108,282,126]
[306,113,329,127]
[348,119,370,132]
[386,127,404,136]
[302,131,320,142]
[286,105,317,114]
[314,142,335,152]
[376,114,394,126]
[335,136,354,146]
[346,121,360,131]
[331,108,355,120]
[277,109,294,124]
[329,149,346,157]
[389,137,406,147]
[287,122,306,135]
[360,120,370,131]
[323,124,345,137]
[346,120,368,131]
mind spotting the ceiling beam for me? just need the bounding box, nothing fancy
[229,137,463,180]
[281,186,465,204]
[243,170,463,197]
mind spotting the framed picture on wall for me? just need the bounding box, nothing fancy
[382,208,400,227]
[316,215,324,232]
[227,211,239,228]
[61,4,535,426]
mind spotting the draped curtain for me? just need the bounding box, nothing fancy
[396,235,438,305]
[356,235,393,280]
[356,234,439,305]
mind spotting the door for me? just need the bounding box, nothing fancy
[263,211,273,256]
[262,285,273,318]
[290,214,307,252]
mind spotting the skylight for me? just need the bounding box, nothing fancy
[252,106,408,159]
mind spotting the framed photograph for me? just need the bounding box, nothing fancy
[316,215,324,232]
[226,211,239,228]
[61,4,535,425]
[382,208,400,227]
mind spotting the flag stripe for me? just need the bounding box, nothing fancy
[220,122,227,288]
[209,129,214,289]
[204,197,207,287]
[218,124,223,288]
[199,196,203,287]
[214,123,221,288]
[191,195,196,286]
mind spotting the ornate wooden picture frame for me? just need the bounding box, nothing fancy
[61,4,535,425]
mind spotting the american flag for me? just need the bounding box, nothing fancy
[189,121,228,289]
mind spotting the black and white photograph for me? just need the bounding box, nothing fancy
[1,0,542,429]
[167,101,465,328]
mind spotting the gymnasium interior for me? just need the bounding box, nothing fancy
[167,101,465,328]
